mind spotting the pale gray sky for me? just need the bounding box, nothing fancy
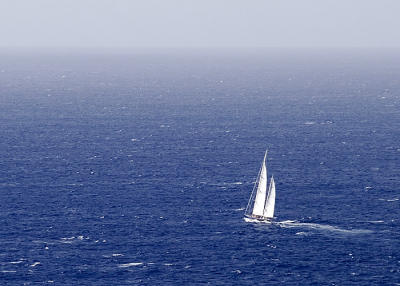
[1,0,399,48]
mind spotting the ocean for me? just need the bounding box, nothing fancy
[0,49,399,285]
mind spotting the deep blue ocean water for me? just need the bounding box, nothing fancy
[0,49,399,285]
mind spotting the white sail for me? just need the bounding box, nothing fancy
[263,176,276,218]
[251,153,267,216]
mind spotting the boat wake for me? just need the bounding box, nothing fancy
[244,218,373,234]
[276,220,373,235]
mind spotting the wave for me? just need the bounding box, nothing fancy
[378,198,399,202]
[9,260,24,264]
[60,236,75,240]
[118,262,143,268]
[59,235,90,244]
[117,262,175,268]
[30,262,41,267]
[295,231,309,236]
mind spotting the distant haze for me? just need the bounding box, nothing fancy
[1,0,400,48]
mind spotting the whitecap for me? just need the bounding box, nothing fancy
[1,270,16,273]
[112,253,124,257]
[60,240,74,244]
[378,198,399,202]
[30,262,41,267]
[32,240,48,244]
[164,263,173,266]
[9,261,24,264]
[295,232,309,236]
[279,220,297,224]
[119,262,143,268]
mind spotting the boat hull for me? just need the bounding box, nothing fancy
[244,216,273,223]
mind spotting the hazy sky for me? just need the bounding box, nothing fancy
[1,0,400,48]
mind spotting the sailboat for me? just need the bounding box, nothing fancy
[244,150,276,222]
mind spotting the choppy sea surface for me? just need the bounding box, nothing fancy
[0,49,399,285]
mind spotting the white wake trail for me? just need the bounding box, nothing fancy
[277,220,373,235]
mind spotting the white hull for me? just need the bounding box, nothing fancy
[244,216,273,223]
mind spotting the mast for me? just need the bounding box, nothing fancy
[251,150,268,217]
[263,175,276,218]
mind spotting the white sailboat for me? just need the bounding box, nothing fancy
[244,150,276,222]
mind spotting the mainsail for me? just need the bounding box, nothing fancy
[251,153,267,216]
